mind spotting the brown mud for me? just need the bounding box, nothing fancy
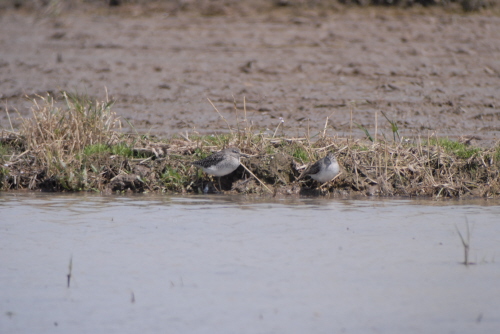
[1,2,499,145]
[1,2,500,197]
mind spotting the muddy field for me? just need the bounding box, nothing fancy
[1,3,499,145]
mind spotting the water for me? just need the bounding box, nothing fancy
[1,193,499,334]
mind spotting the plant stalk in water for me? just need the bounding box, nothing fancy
[455,218,472,266]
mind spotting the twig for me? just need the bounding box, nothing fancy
[5,101,14,132]
[207,98,233,134]
[131,291,136,303]
[243,96,248,125]
[349,101,354,139]
[137,156,153,164]
[232,95,241,138]
[179,131,191,142]
[267,137,306,144]
[67,256,73,288]
[11,150,30,161]
[322,117,329,139]
[240,162,273,194]
[272,117,284,139]
[455,217,472,266]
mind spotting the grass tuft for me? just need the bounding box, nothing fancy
[83,143,110,156]
[291,145,309,163]
[161,166,188,191]
[455,217,474,266]
[20,92,120,172]
[0,143,10,158]
[381,111,400,142]
[354,122,374,142]
[429,138,481,159]
[10,92,120,190]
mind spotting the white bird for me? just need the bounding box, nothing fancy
[192,147,243,190]
[300,152,340,183]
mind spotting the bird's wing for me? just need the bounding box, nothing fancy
[297,160,320,180]
[305,160,322,175]
[193,151,225,168]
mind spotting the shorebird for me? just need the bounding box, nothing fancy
[299,152,340,184]
[192,147,243,191]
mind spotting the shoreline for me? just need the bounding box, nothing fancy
[1,93,499,198]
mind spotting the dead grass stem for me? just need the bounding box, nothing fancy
[455,218,473,266]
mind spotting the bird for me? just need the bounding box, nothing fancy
[191,147,243,191]
[299,152,340,184]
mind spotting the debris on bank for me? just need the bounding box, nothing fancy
[1,93,499,198]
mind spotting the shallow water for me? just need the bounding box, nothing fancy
[1,193,499,334]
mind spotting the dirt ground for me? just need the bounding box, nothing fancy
[1,3,499,146]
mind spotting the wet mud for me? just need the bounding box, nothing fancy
[1,4,499,146]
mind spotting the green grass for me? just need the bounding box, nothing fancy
[190,134,232,147]
[350,144,370,151]
[161,166,188,190]
[354,122,373,142]
[110,143,134,157]
[83,143,134,157]
[430,138,481,159]
[83,143,109,155]
[0,166,7,190]
[291,145,309,162]
[0,143,10,159]
[193,147,208,159]
[265,145,277,155]
[381,111,400,142]
[162,167,182,182]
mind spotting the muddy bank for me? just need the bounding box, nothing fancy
[1,91,499,197]
[2,131,499,198]
[1,3,500,147]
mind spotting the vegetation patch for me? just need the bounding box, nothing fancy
[428,138,481,159]
[1,92,499,197]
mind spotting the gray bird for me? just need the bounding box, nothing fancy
[192,147,243,190]
[300,152,340,183]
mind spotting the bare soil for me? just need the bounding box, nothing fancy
[1,3,500,145]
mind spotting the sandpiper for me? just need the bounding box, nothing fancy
[300,152,340,183]
[192,147,243,190]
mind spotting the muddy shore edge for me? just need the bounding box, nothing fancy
[1,93,499,198]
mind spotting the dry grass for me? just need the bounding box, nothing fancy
[20,92,120,177]
[456,218,473,266]
[333,139,499,197]
[1,92,499,197]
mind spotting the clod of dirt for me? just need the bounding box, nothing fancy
[246,152,297,185]
[133,165,152,178]
[110,174,144,192]
[232,178,259,193]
